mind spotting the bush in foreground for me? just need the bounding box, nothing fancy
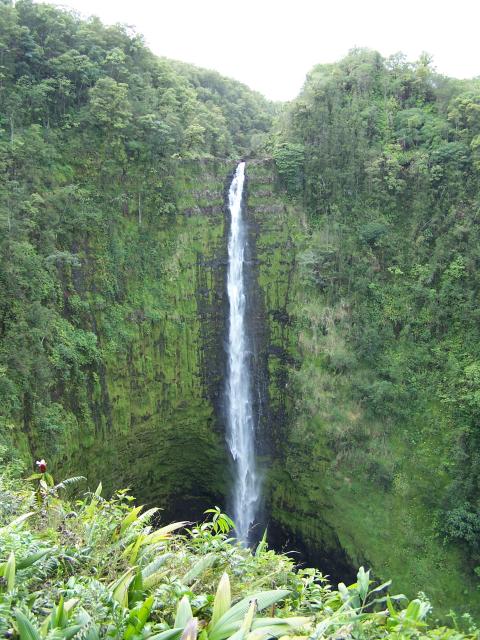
[0,459,478,639]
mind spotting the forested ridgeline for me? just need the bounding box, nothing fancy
[270,51,480,614]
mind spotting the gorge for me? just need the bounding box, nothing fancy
[1,0,480,626]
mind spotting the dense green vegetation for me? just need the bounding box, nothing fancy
[1,457,479,639]
[2,0,480,624]
[271,49,480,615]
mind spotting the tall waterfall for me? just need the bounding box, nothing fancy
[226,161,259,544]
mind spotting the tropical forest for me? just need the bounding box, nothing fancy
[0,1,479,637]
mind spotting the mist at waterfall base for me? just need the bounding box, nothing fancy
[225,162,260,545]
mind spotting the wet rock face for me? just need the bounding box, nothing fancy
[245,161,300,456]
[91,159,300,523]
[267,517,357,585]
[30,155,355,581]
[44,160,232,522]
[231,161,302,537]
[241,161,358,579]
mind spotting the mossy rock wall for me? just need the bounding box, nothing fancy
[13,160,231,520]
[11,156,478,617]
[234,160,304,525]
[253,171,480,616]
[13,159,303,526]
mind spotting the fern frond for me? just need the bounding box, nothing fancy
[136,507,160,526]
[54,476,86,491]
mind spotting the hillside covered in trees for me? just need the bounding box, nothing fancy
[271,50,480,613]
[1,0,480,632]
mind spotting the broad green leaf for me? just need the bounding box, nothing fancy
[111,567,136,607]
[124,595,154,639]
[0,512,34,533]
[248,627,300,640]
[52,595,67,628]
[16,549,51,570]
[120,505,144,536]
[141,553,172,579]
[60,624,83,639]
[251,616,311,635]
[226,626,245,640]
[135,595,154,628]
[210,572,231,629]
[41,598,78,636]
[175,596,193,628]
[386,595,397,617]
[124,533,144,563]
[44,472,55,487]
[148,629,183,640]
[209,590,290,640]
[405,599,420,620]
[141,521,188,546]
[241,600,256,633]
[14,610,42,640]
[128,569,145,606]
[370,593,406,607]
[254,529,268,557]
[228,600,257,640]
[143,568,168,590]
[183,553,216,585]
[368,580,392,595]
[252,617,310,629]
[5,551,16,591]
[311,619,333,639]
[245,630,273,640]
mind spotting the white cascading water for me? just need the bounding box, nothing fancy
[226,161,259,544]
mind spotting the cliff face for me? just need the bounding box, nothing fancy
[248,164,479,618]
[11,157,478,616]
[15,159,302,526]
[12,160,229,518]
[80,161,231,518]
[239,161,303,528]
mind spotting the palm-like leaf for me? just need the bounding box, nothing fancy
[210,573,231,629]
[175,596,193,628]
[209,590,290,640]
[183,553,216,585]
[54,476,86,491]
[14,610,41,640]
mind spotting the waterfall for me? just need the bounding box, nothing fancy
[226,161,259,544]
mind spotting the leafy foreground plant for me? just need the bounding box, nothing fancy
[0,464,478,639]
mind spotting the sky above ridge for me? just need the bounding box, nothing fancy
[39,0,480,101]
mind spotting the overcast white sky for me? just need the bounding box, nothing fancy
[39,0,480,101]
